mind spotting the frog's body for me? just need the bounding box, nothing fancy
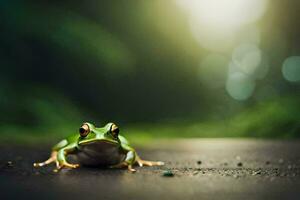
[34,122,164,172]
[74,140,126,166]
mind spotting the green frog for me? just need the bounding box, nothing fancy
[34,122,164,172]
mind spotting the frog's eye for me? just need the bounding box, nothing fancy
[79,124,90,137]
[110,124,119,138]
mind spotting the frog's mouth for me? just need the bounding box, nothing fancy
[78,139,118,146]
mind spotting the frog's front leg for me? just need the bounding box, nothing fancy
[55,144,80,171]
[124,150,137,172]
[111,150,137,172]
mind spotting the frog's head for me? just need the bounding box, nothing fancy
[77,122,120,146]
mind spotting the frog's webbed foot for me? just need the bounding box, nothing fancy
[33,151,79,172]
[127,165,136,173]
[110,162,136,173]
[33,151,57,167]
[136,157,164,167]
[54,161,80,172]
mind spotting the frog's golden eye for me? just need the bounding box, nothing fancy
[110,124,119,138]
[79,124,90,137]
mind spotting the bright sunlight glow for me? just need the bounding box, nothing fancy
[176,0,268,30]
[176,0,269,52]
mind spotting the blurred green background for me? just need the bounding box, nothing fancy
[0,0,299,144]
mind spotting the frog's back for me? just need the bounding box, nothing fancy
[52,134,78,151]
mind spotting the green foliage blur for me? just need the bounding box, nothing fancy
[0,0,299,144]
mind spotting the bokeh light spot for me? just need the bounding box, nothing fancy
[190,18,235,52]
[177,0,269,30]
[232,43,262,76]
[176,0,268,52]
[282,56,300,82]
[226,71,256,100]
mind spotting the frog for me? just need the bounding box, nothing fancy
[33,122,164,172]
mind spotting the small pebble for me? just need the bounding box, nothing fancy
[193,171,199,175]
[6,161,13,167]
[162,170,174,177]
[236,156,241,161]
[265,161,270,165]
[252,170,261,175]
[288,165,292,169]
[224,162,228,166]
[237,162,243,167]
[197,160,202,165]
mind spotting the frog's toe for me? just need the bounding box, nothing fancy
[128,165,136,173]
[138,162,143,167]
[33,162,43,167]
[33,151,57,168]
[66,163,80,168]
[33,160,54,167]
[137,159,164,167]
[157,161,165,166]
[53,168,59,173]
[56,161,80,170]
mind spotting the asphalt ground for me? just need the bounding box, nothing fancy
[1,139,300,200]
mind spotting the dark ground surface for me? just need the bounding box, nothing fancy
[1,139,300,200]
